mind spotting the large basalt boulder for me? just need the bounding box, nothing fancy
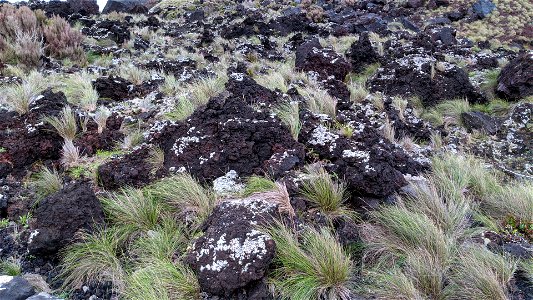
[185,197,280,296]
[0,89,66,178]
[496,52,533,100]
[82,20,130,45]
[300,99,427,198]
[28,181,104,255]
[102,0,157,14]
[369,55,484,107]
[148,94,305,183]
[295,38,351,81]
[0,276,36,300]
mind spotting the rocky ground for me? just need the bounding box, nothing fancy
[0,0,532,299]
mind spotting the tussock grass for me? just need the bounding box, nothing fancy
[100,188,164,235]
[165,96,195,121]
[43,106,78,142]
[63,71,99,112]
[274,101,301,140]
[61,140,81,168]
[0,257,22,276]
[449,246,517,300]
[481,181,533,223]
[149,173,216,226]
[60,227,127,292]
[30,166,63,200]
[421,99,471,126]
[93,106,111,134]
[131,217,186,263]
[146,146,165,175]
[255,70,289,93]
[0,71,47,114]
[298,84,337,119]
[266,223,353,300]
[301,166,354,221]
[160,73,181,96]
[347,80,369,103]
[189,73,227,106]
[117,63,151,85]
[125,260,200,300]
[242,176,277,197]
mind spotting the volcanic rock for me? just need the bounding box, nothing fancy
[28,181,104,255]
[496,52,533,100]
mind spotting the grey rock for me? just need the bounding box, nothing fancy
[461,111,501,135]
[0,276,36,300]
[472,0,496,18]
[27,292,63,300]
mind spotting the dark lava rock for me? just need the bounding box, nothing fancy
[143,58,197,79]
[471,0,496,19]
[369,56,484,107]
[0,276,36,300]
[295,38,351,81]
[0,89,66,178]
[82,20,130,45]
[496,52,533,101]
[225,72,278,106]
[93,76,132,101]
[28,181,104,255]
[98,145,153,189]
[146,94,305,183]
[461,111,501,135]
[427,26,457,46]
[68,0,99,16]
[346,31,380,72]
[185,197,279,297]
[102,0,155,14]
[300,106,425,198]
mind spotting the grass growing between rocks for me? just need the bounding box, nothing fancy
[358,152,529,299]
[0,257,22,276]
[59,175,203,298]
[300,166,355,222]
[266,223,353,300]
[29,166,63,201]
[242,175,277,197]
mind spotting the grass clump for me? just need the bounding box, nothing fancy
[117,63,151,85]
[29,166,63,201]
[63,71,99,112]
[149,173,216,226]
[60,227,127,293]
[164,96,195,121]
[449,246,517,300]
[274,101,301,140]
[300,166,354,221]
[242,176,277,197]
[471,98,510,116]
[0,71,47,114]
[421,98,471,126]
[266,223,353,300]
[100,188,164,235]
[43,106,78,142]
[125,260,200,300]
[298,84,337,119]
[0,257,21,276]
[189,73,227,106]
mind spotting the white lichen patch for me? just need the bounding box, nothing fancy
[213,170,245,196]
[198,230,271,274]
[309,125,339,149]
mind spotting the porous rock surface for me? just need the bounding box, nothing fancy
[28,181,104,255]
[185,197,279,297]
